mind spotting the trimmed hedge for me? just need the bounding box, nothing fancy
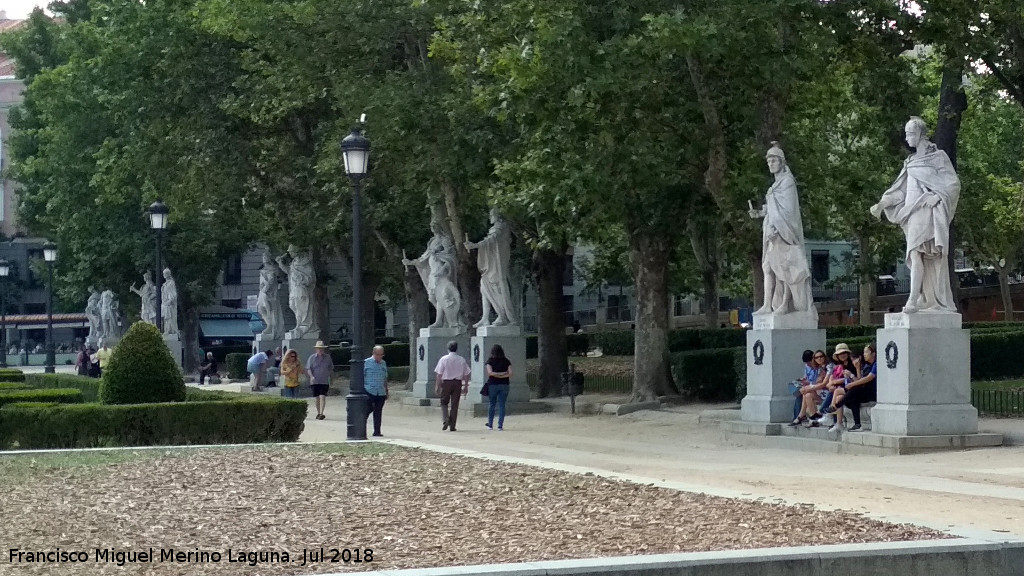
[0,388,83,409]
[25,374,102,402]
[0,398,307,449]
[566,333,590,356]
[388,366,411,382]
[671,349,741,401]
[101,322,185,404]
[202,344,251,363]
[226,353,248,379]
[329,343,410,368]
[971,331,1024,380]
[526,336,538,359]
[0,369,26,382]
[0,382,30,391]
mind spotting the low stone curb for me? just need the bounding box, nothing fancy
[602,400,660,416]
[316,538,1024,576]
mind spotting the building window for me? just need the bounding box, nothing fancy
[811,250,830,283]
[562,294,574,326]
[607,294,631,322]
[24,303,45,314]
[224,255,242,285]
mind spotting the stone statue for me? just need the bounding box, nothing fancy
[403,208,462,330]
[871,116,961,313]
[100,290,121,339]
[276,245,317,339]
[130,271,157,325]
[465,207,517,327]
[748,142,816,317]
[85,289,103,346]
[257,251,284,339]
[162,268,179,335]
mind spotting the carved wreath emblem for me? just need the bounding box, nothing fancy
[752,340,765,366]
[418,344,425,361]
[885,340,898,370]
[473,344,480,362]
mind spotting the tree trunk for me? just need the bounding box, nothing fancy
[934,56,968,312]
[749,250,765,309]
[533,245,568,398]
[180,292,201,373]
[688,214,721,328]
[359,275,379,360]
[441,180,483,324]
[998,266,1014,322]
[857,232,874,326]
[404,267,430,387]
[628,231,678,402]
[311,246,332,344]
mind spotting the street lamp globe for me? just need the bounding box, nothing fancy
[340,127,371,179]
[43,242,58,263]
[149,199,169,230]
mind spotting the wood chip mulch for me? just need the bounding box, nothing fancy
[0,445,949,574]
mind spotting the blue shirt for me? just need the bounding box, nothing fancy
[803,365,820,384]
[363,357,388,396]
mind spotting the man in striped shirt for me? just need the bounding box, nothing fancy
[434,340,470,432]
[363,345,389,437]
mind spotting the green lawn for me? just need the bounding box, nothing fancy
[972,380,1024,391]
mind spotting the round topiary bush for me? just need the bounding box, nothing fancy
[100,321,185,405]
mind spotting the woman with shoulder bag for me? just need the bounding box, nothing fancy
[279,349,303,398]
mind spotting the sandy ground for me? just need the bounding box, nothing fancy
[299,398,1024,540]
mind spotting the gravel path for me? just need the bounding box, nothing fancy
[0,445,948,575]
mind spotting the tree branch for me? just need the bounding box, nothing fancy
[981,56,1024,105]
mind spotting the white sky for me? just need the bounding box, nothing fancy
[3,1,49,19]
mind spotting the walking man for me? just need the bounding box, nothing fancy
[307,341,334,420]
[434,341,470,432]
[363,345,389,437]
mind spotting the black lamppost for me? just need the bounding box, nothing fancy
[148,200,169,332]
[43,242,57,374]
[340,123,371,441]
[0,259,9,369]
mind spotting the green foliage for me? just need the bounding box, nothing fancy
[328,343,408,369]
[0,369,26,382]
[387,366,410,383]
[100,322,185,405]
[0,382,30,391]
[0,398,306,450]
[526,336,538,360]
[203,344,252,363]
[971,332,1024,381]
[24,374,101,402]
[566,334,590,357]
[671,349,742,402]
[591,332,636,356]
[225,353,248,380]
[0,388,84,409]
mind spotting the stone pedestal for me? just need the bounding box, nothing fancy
[872,312,978,436]
[411,327,469,402]
[740,311,824,424]
[469,325,530,410]
[252,334,279,356]
[282,336,319,367]
[163,334,183,369]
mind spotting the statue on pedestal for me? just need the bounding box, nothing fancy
[277,245,317,339]
[162,268,179,335]
[85,288,103,345]
[749,142,816,316]
[465,207,517,327]
[871,116,961,313]
[130,272,157,325]
[403,208,462,330]
[100,289,121,339]
[257,251,284,339]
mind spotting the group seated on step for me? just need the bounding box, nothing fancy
[789,342,878,433]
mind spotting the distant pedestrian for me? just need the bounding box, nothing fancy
[247,348,275,392]
[199,352,219,385]
[75,346,90,376]
[279,349,302,398]
[306,341,334,420]
[363,345,389,437]
[485,344,512,431]
[95,340,114,377]
[434,340,470,432]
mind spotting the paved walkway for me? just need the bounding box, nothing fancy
[296,397,1024,540]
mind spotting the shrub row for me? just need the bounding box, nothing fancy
[0,397,307,450]
[0,382,30,391]
[0,388,84,409]
[672,349,744,402]
[226,353,248,379]
[330,343,410,368]
[388,366,411,383]
[202,344,252,363]
[26,373,102,402]
[0,369,26,382]
[970,331,1024,380]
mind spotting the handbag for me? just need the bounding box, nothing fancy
[480,382,490,397]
